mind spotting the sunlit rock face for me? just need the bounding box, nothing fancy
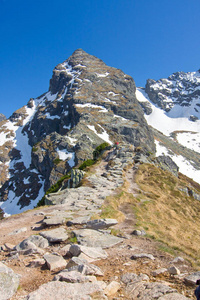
[0,49,155,214]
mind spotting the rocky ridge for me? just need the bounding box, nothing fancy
[0,146,197,299]
[145,70,200,118]
[0,49,155,215]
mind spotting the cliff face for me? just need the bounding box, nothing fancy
[0,49,155,214]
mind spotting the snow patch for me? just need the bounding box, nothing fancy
[155,140,200,184]
[87,124,113,145]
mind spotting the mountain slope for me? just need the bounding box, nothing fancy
[0,49,155,215]
[136,69,200,184]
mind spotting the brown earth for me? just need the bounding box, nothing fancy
[0,201,196,300]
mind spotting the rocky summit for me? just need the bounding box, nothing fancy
[0,49,155,214]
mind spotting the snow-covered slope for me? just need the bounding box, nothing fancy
[136,87,200,184]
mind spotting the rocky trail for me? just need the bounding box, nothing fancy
[0,146,199,299]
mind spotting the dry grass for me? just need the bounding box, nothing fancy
[133,163,200,266]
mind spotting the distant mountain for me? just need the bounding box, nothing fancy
[0,49,154,215]
[136,69,200,184]
[0,113,6,122]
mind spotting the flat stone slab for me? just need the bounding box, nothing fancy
[25,281,107,300]
[72,229,122,248]
[80,245,108,260]
[69,244,108,260]
[43,253,66,271]
[42,216,66,226]
[40,228,68,243]
[67,216,91,226]
[0,262,20,300]
[85,218,118,230]
[53,270,96,283]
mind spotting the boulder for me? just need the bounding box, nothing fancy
[168,266,180,275]
[0,262,20,300]
[72,229,122,248]
[66,257,104,276]
[184,271,200,285]
[42,216,66,226]
[40,228,68,243]
[25,281,108,300]
[43,253,67,271]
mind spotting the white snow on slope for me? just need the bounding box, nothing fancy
[87,124,113,145]
[155,140,200,184]
[56,148,75,168]
[136,88,200,144]
[0,173,45,216]
[176,132,200,153]
[75,103,108,112]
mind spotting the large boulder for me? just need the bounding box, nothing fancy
[0,262,20,300]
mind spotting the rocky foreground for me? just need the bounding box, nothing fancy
[0,146,199,299]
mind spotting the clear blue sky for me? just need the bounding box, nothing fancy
[0,0,200,118]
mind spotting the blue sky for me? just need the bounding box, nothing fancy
[0,0,200,117]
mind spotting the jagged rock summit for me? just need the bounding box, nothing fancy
[0,49,155,215]
[0,114,6,122]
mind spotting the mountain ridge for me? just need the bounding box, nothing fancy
[0,49,155,215]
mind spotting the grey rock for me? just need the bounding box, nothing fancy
[131,253,155,260]
[156,155,179,177]
[43,253,66,271]
[58,244,71,256]
[79,245,108,260]
[72,228,123,248]
[40,228,68,242]
[104,281,121,296]
[85,218,118,230]
[25,281,107,300]
[15,240,38,253]
[53,270,96,283]
[15,235,49,254]
[168,266,180,275]
[42,216,66,226]
[184,271,200,285]
[131,229,146,236]
[69,244,81,257]
[0,262,20,300]
[27,235,49,248]
[67,215,91,226]
[125,281,177,300]
[66,257,104,276]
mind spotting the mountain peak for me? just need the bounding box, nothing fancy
[0,50,155,215]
